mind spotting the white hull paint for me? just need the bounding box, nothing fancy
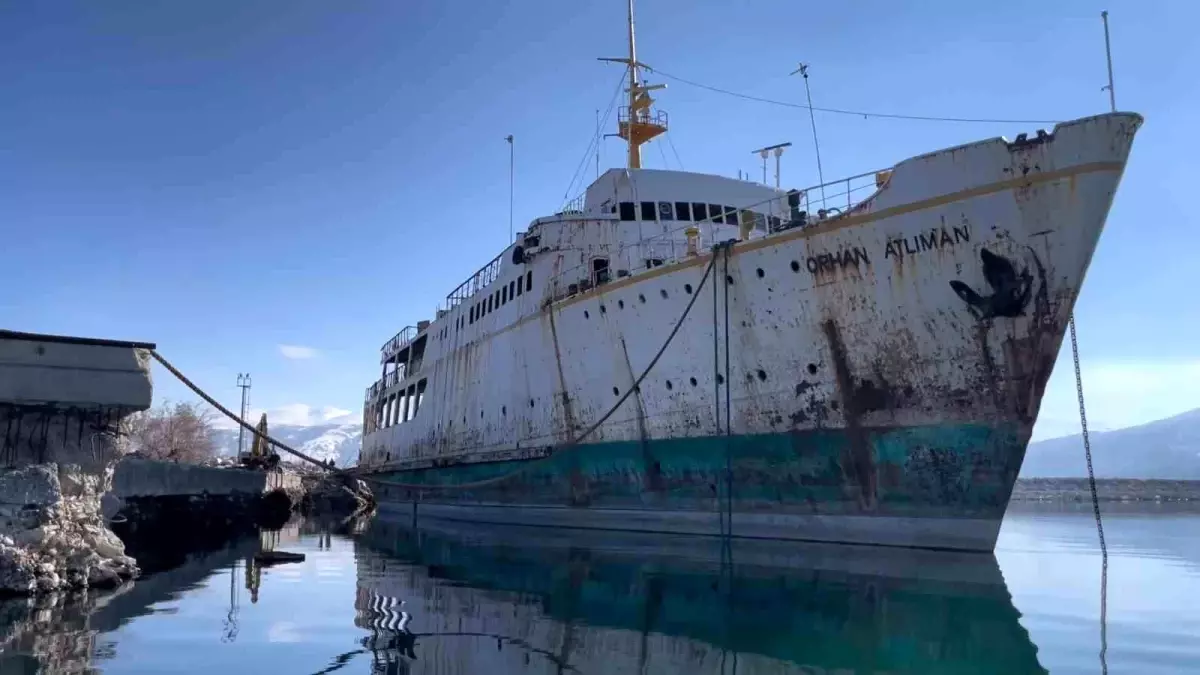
[358,112,1142,551]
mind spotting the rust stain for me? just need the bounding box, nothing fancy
[821,319,878,511]
[619,336,663,493]
[545,302,578,440]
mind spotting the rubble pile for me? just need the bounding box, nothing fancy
[0,465,137,595]
[300,472,374,517]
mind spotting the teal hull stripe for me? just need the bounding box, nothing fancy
[370,424,1026,520]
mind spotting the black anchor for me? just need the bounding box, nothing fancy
[949,248,1033,319]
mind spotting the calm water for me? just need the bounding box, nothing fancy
[2,508,1197,674]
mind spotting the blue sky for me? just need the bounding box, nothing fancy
[2,0,1195,438]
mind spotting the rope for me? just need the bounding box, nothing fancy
[561,67,628,204]
[646,65,1062,126]
[149,350,334,470]
[149,250,721,493]
[1068,315,1108,675]
[361,248,717,491]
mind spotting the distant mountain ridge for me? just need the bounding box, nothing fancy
[1022,408,1200,479]
[211,420,361,468]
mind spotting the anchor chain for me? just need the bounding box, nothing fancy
[1068,314,1107,675]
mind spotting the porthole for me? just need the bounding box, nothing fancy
[716,374,725,385]
[756,268,764,278]
[502,406,507,416]
[660,289,668,299]
[613,386,620,396]
[757,369,767,382]
[600,304,607,314]
[584,310,590,319]
[666,380,673,390]
[791,261,801,272]
[618,299,625,309]
[530,398,535,407]
[639,293,646,303]
[684,284,693,294]
[807,363,818,375]
[689,377,698,386]
[726,275,735,285]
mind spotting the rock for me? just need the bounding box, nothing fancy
[0,466,61,508]
[0,463,138,596]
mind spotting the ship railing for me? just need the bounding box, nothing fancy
[540,165,891,302]
[384,368,404,388]
[783,169,890,228]
[560,193,586,214]
[380,325,417,361]
[445,250,505,307]
[617,107,669,131]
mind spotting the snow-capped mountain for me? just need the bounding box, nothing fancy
[212,421,362,468]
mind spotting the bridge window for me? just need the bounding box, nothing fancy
[469,306,475,324]
[509,280,516,299]
[516,278,523,297]
[674,202,691,221]
[640,201,657,221]
[502,285,508,305]
[592,257,611,285]
[619,202,636,220]
[708,204,722,223]
[657,202,674,220]
[487,295,493,314]
[724,206,738,225]
[525,270,533,292]
[692,203,707,222]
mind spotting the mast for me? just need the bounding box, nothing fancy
[599,0,667,170]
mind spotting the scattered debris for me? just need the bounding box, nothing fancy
[253,550,305,565]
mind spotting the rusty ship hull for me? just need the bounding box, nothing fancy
[358,112,1142,552]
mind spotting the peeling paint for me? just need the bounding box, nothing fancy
[356,112,1142,551]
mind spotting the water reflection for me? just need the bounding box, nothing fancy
[351,517,1049,675]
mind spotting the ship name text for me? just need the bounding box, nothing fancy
[884,225,971,260]
[803,225,973,278]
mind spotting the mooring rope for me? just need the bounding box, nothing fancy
[150,248,722,493]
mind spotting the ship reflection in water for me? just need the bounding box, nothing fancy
[351,516,1047,675]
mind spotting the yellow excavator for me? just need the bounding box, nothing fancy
[239,412,281,471]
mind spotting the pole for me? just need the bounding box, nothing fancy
[759,150,768,185]
[505,135,514,243]
[791,63,826,207]
[773,147,782,189]
[1101,11,1117,112]
[595,109,601,179]
[236,373,251,457]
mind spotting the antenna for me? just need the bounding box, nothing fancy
[789,63,826,207]
[595,109,601,179]
[598,0,667,170]
[236,373,251,458]
[505,135,515,243]
[751,142,792,189]
[1101,11,1117,112]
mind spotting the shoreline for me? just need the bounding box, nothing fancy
[1011,478,1200,505]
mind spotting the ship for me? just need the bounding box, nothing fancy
[355,0,1142,552]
